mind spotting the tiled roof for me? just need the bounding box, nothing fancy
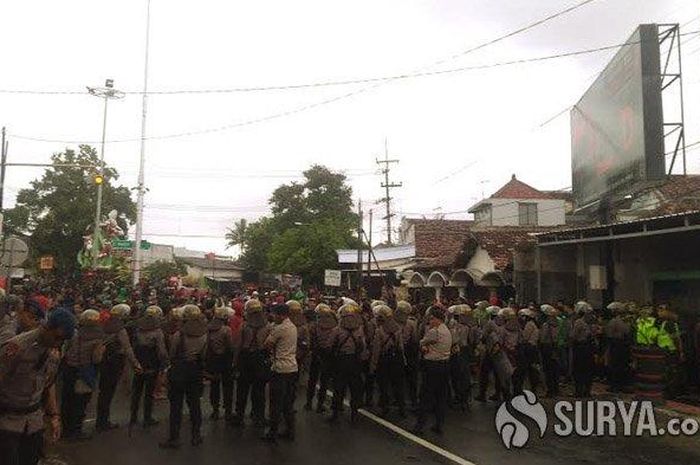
[490,175,553,200]
[469,228,540,270]
[652,175,700,215]
[411,218,547,271]
[412,219,474,269]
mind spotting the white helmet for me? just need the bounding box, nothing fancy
[110,303,131,319]
[182,304,202,320]
[79,309,101,326]
[145,305,163,318]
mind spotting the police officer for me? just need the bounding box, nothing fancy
[305,303,337,413]
[605,302,632,393]
[286,300,310,383]
[329,302,365,423]
[0,294,20,346]
[363,301,381,407]
[539,304,560,398]
[206,306,234,423]
[97,304,142,432]
[475,306,505,402]
[130,305,168,430]
[372,305,406,418]
[413,306,452,435]
[513,307,540,395]
[62,309,105,440]
[262,303,298,442]
[395,300,419,408]
[233,299,271,428]
[571,301,595,398]
[160,304,208,449]
[448,305,472,411]
[0,308,76,465]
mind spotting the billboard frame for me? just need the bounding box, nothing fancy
[658,24,687,176]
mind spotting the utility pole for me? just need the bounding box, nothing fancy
[356,199,363,296]
[87,80,125,269]
[133,0,152,285]
[0,127,7,212]
[366,209,373,277]
[376,138,401,245]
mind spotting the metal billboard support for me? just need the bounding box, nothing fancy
[658,23,686,176]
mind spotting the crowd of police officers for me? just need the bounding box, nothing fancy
[0,286,698,465]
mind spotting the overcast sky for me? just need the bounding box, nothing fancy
[1,0,698,256]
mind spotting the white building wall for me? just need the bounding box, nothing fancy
[486,198,565,227]
[467,246,496,274]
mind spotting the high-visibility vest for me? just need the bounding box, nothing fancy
[657,321,678,352]
[635,317,658,346]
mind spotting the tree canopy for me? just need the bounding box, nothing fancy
[232,165,360,285]
[5,145,136,274]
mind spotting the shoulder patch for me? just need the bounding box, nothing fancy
[2,341,20,361]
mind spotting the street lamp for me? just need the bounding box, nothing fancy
[87,79,125,269]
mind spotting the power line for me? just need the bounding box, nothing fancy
[8,30,689,99]
[8,0,602,145]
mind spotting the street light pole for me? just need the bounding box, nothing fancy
[87,79,124,269]
[133,0,152,285]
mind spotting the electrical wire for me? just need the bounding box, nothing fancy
[7,0,604,145]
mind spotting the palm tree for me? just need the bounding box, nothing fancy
[225,218,248,251]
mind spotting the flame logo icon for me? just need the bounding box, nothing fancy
[495,390,547,449]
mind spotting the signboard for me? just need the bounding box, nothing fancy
[324,269,342,287]
[112,239,133,250]
[1,237,29,267]
[205,252,216,262]
[39,256,54,270]
[571,24,665,209]
[112,239,151,250]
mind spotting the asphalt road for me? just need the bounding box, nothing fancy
[46,379,700,465]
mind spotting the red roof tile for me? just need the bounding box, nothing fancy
[411,218,550,271]
[491,175,552,200]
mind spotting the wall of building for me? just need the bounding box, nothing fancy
[536,230,700,311]
[142,244,175,266]
[467,246,496,277]
[481,199,565,227]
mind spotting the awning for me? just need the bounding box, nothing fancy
[535,210,700,247]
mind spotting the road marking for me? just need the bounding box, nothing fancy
[353,406,478,465]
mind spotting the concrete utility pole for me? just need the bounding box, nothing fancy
[0,127,7,212]
[87,79,125,269]
[133,0,152,285]
[376,138,401,245]
[356,200,363,295]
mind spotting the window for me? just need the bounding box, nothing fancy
[519,203,538,226]
[474,205,492,226]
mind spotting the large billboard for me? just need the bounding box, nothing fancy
[571,24,665,209]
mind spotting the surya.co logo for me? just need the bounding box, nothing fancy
[495,390,547,449]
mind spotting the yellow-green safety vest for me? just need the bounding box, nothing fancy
[635,317,658,346]
[657,321,679,352]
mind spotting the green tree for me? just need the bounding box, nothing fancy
[233,164,360,285]
[5,145,136,274]
[225,218,248,252]
[143,258,187,283]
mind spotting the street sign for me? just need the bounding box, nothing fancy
[205,252,216,262]
[324,269,342,287]
[112,239,133,250]
[39,256,54,270]
[0,237,29,267]
[112,239,151,251]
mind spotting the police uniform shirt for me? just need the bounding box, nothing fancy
[522,321,539,346]
[208,324,233,356]
[135,328,169,365]
[266,317,298,374]
[606,317,631,341]
[0,314,16,346]
[420,323,452,361]
[170,331,207,362]
[0,329,61,434]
